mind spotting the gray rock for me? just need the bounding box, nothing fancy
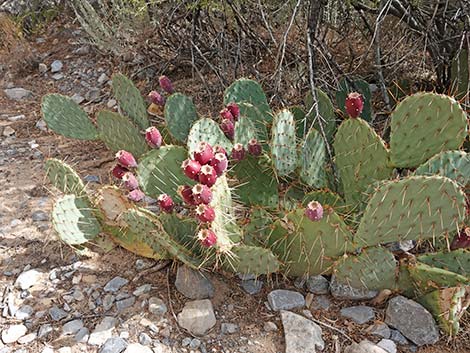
[17,332,36,344]
[263,321,278,332]
[84,175,100,183]
[148,297,167,316]
[86,88,101,102]
[135,259,153,271]
[15,305,33,320]
[98,73,109,84]
[133,284,152,297]
[311,295,331,310]
[38,324,53,338]
[190,338,201,349]
[385,296,439,346]
[124,343,153,353]
[107,99,117,108]
[52,73,64,80]
[49,306,67,321]
[71,93,85,104]
[36,119,47,132]
[344,340,388,353]
[377,339,397,353]
[367,323,391,339]
[88,316,119,346]
[177,299,216,336]
[73,289,85,301]
[75,327,89,343]
[175,265,214,299]
[181,337,191,347]
[62,319,84,335]
[306,276,329,294]
[267,290,305,311]
[15,269,42,290]
[39,63,48,73]
[116,297,135,311]
[99,337,128,353]
[281,310,324,353]
[340,306,375,324]
[58,348,72,353]
[103,294,115,311]
[4,88,32,100]
[138,332,152,346]
[1,324,27,343]
[241,279,263,295]
[330,276,378,300]
[2,126,15,136]
[31,210,48,221]
[51,60,63,73]
[385,240,415,252]
[104,277,129,293]
[389,329,408,345]
[7,114,25,121]
[221,323,239,335]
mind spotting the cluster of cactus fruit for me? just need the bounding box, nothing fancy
[42,73,470,336]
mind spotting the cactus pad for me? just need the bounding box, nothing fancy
[187,118,232,155]
[234,116,258,148]
[224,78,271,120]
[302,190,344,208]
[408,262,469,294]
[304,88,337,142]
[415,150,470,187]
[300,128,327,188]
[42,94,98,140]
[97,186,133,225]
[417,250,470,277]
[45,158,86,196]
[164,93,198,142]
[390,92,467,168]
[238,102,269,142]
[224,245,280,275]
[271,109,297,177]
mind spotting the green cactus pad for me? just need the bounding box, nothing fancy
[417,250,470,277]
[243,207,274,246]
[52,195,101,245]
[302,190,344,208]
[300,128,327,188]
[234,116,258,148]
[451,49,469,100]
[268,208,354,276]
[187,118,233,155]
[224,78,271,121]
[334,118,393,208]
[304,88,337,142]
[224,245,280,275]
[97,110,148,157]
[231,155,279,209]
[334,247,398,290]
[164,93,198,142]
[415,150,470,187]
[111,73,149,130]
[137,146,189,200]
[42,94,98,140]
[45,158,86,196]
[356,176,466,248]
[336,78,372,121]
[238,102,269,143]
[159,213,199,252]
[408,262,469,294]
[271,109,297,177]
[390,92,468,168]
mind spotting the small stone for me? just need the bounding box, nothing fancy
[267,290,305,311]
[367,323,391,339]
[377,339,397,353]
[385,240,415,252]
[1,324,27,344]
[177,299,216,336]
[51,60,63,73]
[31,210,48,222]
[4,88,32,100]
[73,289,85,301]
[74,45,90,55]
[99,337,128,353]
[190,338,201,349]
[3,126,15,136]
[84,175,100,183]
[148,297,167,316]
[263,321,278,332]
[281,310,324,353]
[62,319,84,335]
[139,332,152,346]
[39,63,48,73]
[107,99,117,108]
[221,323,238,335]
[182,337,192,347]
[135,259,153,271]
[133,284,152,296]
[36,119,47,132]
[389,330,408,345]
[38,324,53,338]
[49,306,67,321]
[306,276,329,294]
[241,279,263,295]
[15,305,33,320]
[344,340,388,353]
[7,114,26,122]
[42,348,54,353]
[15,269,42,290]
[74,327,89,343]
[98,73,109,84]
[52,73,64,80]
[103,294,115,311]
[330,276,378,300]
[175,265,214,299]
[88,316,118,346]
[124,343,153,353]
[71,93,85,104]
[340,306,375,324]
[120,331,130,339]
[116,297,136,311]
[86,88,101,102]
[311,295,331,310]
[104,276,129,292]
[17,332,36,344]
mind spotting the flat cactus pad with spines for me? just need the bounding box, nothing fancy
[224,78,271,121]
[300,128,327,188]
[164,93,198,142]
[45,158,86,196]
[415,150,470,187]
[271,109,297,177]
[187,118,232,155]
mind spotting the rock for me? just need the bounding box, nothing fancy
[71,93,85,104]
[175,265,214,299]
[15,269,42,290]
[52,73,64,80]
[340,306,375,324]
[241,279,263,295]
[107,99,117,108]
[8,114,26,122]
[182,337,191,347]
[306,276,329,294]
[103,294,115,311]
[148,297,167,316]
[51,60,63,73]
[385,296,439,346]
[135,259,153,271]
[49,306,67,321]
[99,337,128,353]
[3,126,15,137]
[15,305,33,320]
[177,299,216,336]
[133,284,152,296]
[73,289,85,301]
[31,210,48,222]
[42,348,54,353]
[221,323,238,335]
[190,338,201,349]
[75,327,89,343]
[17,332,36,344]
[389,329,408,345]
[116,297,135,311]
[138,332,152,346]
[36,119,47,132]
[4,88,32,100]
[88,316,119,346]
[124,343,153,353]
[98,73,109,85]
[311,295,331,310]
[344,340,388,353]
[38,324,53,338]
[267,290,305,311]
[330,276,378,300]
[84,175,100,183]
[62,319,84,335]
[367,323,391,339]
[39,63,48,73]
[281,310,324,353]
[74,45,90,55]
[263,321,278,332]
[1,324,27,344]
[377,339,397,353]
[385,240,415,253]
[104,277,129,293]
[86,88,101,102]
[58,348,72,353]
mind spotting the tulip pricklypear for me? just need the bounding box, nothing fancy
[128,189,145,202]
[194,142,214,165]
[199,165,217,187]
[305,201,323,221]
[145,126,162,149]
[178,185,195,205]
[226,102,240,121]
[196,204,216,223]
[116,150,137,168]
[157,194,174,213]
[247,138,262,156]
[214,145,228,156]
[345,92,364,118]
[112,164,128,179]
[220,118,235,140]
[450,227,470,250]
[219,108,234,122]
[210,152,228,176]
[182,158,202,180]
[231,143,245,161]
[159,75,174,94]
[197,229,217,248]
[148,91,166,106]
[192,184,213,205]
[122,172,139,190]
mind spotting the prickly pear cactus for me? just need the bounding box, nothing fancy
[415,150,470,187]
[336,78,372,121]
[187,118,232,155]
[304,88,337,142]
[224,78,271,121]
[417,250,470,277]
[302,190,344,209]
[45,158,87,196]
[408,262,469,294]
[238,102,269,142]
[271,110,297,177]
[234,116,258,148]
[224,245,280,275]
[451,49,469,100]
[299,128,327,188]
[164,93,198,142]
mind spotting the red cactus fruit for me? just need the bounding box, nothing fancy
[247,138,262,156]
[112,165,128,179]
[182,158,202,180]
[220,118,235,140]
[194,142,214,165]
[122,172,139,190]
[198,229,217,247]
[199,165,217,187]
[219,108,234,122]
[148,91,166,106]
[231,143,246,161]
[196,204,216,223]
[145,126,162,149]
[450,227,470,250]
[178,185,195,205]
[128,189,145,202]
[226,102,240,121]
[116,150,138,168]
[192,184,213,205]
[214,145,228,156]
[345,92,364,118]
[158,75,174,94]
[210,152,228,176]
[305,201,324,221]
[157,194,174,213]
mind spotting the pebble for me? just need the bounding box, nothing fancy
[15,305,33,320]
[75,327,89,343]
[135,259,153,271]
[99,337,128,353]
[103,294,115,311]
[4,88,32,100]
[263,321,278,332]
[241,279,263,295]
[98,73,109,84]
[52,73,64,80]
[62,319,84,335]
[133,284,151,296]
[330,276,378,300]
[17,332,36,344]
[104,277,129,293]
[306,275,329,294]
[344,340,388,353]
[15,269,42,290]
[107,99,117,108]
[281,310,324,353]
[267,290,305,311]
[177,300,216,336]
[71,93,85,104]
[38,324,53,338]
[49,306,68,321]
[58,348,72,353]
[39,63,48,73]
[84,175,100,183]
[310,295,331,310]
[42,348,54,353]
[389,329,409,345]
[1,324,27,344]
[377,339,397,353]
[368,322,391,338]
[88,316,118,346]
[86,88,101,102]
[2,126,15,137]
[181,337,192,347]
[36,119,47,132]
[221,323,239,335]
[51,60,63,73]
[31,210,48,222]
[7,114,25,122]
[116,297,136,311]
[73,289,85,301]
[175,265,214,299]
[138,332,152,346]
[340,306,375,324]
[148,297,167,316]
[124,343,153,353]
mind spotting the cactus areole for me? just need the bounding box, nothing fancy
[345,92,364,118]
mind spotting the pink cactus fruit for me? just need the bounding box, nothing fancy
[210,152,228,176]
[450,227,470,250]
[231,143,246,161]
[192,184,213,205]
[247,138,262,156]
[122,172,139,190]
[345,92,364,118]
[112,164,128,179]
[214,145,228,156]
[128,189,145,202]
[158,75,174,94]
[226,102,240,121]
[196,204,216,223]
[157,194,174,213]
[116,150,138,168]
[198,229,217,248]
[182,158,202,180]
[148,91,166,106]
[220,118,235,140]
[198,165,217,187]
[219,107,234,122]
[178,185,195,205]
[305,201,324,221]
[145,126,162,149]
[194,142,214,165]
